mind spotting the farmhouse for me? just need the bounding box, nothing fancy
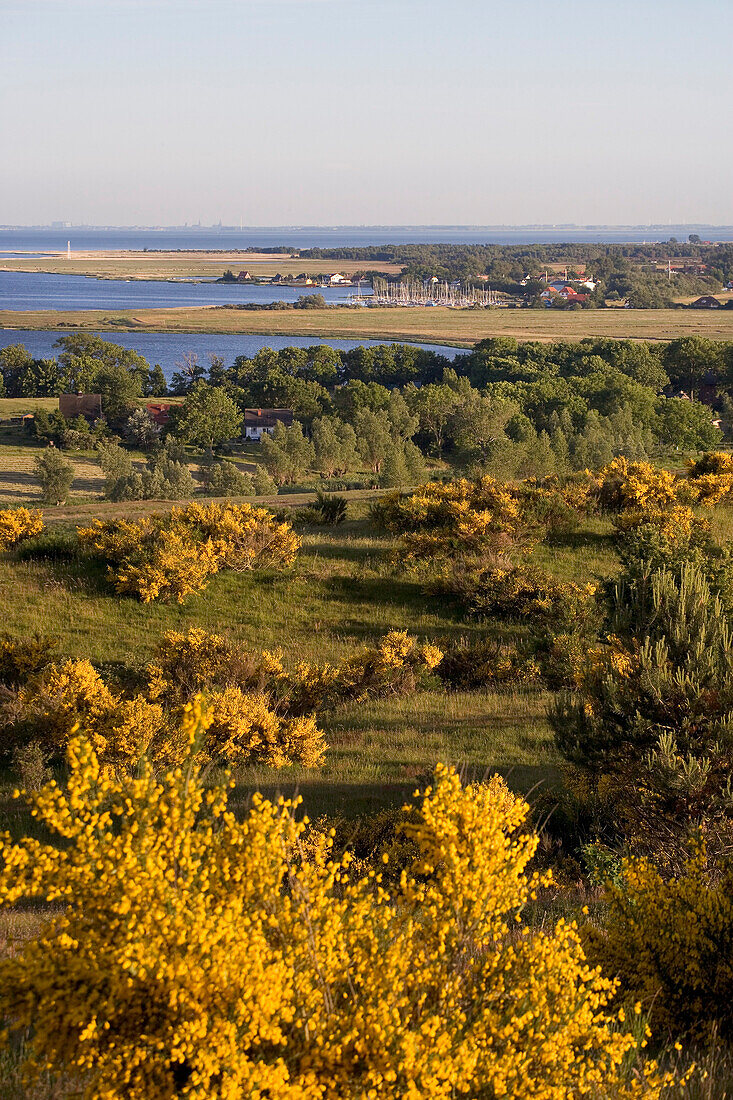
[690,296,722,309]
[243,408,294,441]
[58,393,102,420]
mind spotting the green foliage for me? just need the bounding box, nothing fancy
[260,421,314,485]
[252,465,277,495]
[553,564,733,780]
[33,448,75,505]
[310,490,348,525]
[436,637,540,690]
[172,382,244,449]
[201,460,254,497]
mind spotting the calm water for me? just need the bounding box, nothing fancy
[0,271,369,311]
[3,225,733,252]
[0,330,466,384]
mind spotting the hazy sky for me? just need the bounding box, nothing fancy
[2,0,732,226]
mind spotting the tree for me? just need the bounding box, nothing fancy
[353,408,392,474]
[380,442,409,488]
[34,447,74,505]
[202,461,254,497]
[406,383,459,455]
[452,393,517,463]
[654,397,722,451]
[124,408,160,450]
[295,293,327,309]
[312,416,358,478]
[252,466,277,495]
[260,421,314,485]
[146,364,168,397]
[173,383,243,450]
[93,364,143,425]
[169,352,206,396]
[97,441,144,502]
[664,337,725,392]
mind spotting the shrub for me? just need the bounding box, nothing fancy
[0,735,671,1099]
[593,457,680,513]
[586,846,733,1042]
[310,490,347,525]
[201,459,254,497]
[371,478,526,560]
[0,633,57,688]
[147,627,271,704]
[204,686,325,767]
[553,564,733,775]
[0,507,44,551]
[141,454,196,500]
[78,502,300,602]
[59,428,93,450]
[436,637,540,690]
[14,528,79,562]
[437,561,598,630]
[33,447,75,505]
[685,452,733,505]
[283,630,443,715]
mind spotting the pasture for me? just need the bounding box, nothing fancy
[3,303,733,344]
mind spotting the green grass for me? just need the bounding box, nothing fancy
[0,512,585,818]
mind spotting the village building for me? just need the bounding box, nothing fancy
[146,403,173,426]
[243,408,294,441]
[58,393,103,420]
[690,295,722,309]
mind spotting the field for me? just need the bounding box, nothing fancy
[0,497,620,820]
[0,250,403,280]
[4,304,733,344]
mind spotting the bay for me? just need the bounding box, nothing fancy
[0,271,368,311]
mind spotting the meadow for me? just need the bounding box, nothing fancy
[4,303,733,344]
[0,497,593,819]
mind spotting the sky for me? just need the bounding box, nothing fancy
[1,0,732,227]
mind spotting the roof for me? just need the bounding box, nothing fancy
[691,296,721,308]
[243,408,294,429]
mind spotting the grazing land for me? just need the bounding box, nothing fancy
[0,250,403,280]
[4,304,733,344]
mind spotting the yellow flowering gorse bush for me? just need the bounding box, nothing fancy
[593,458,680,514]
[0,506,44,552]
[0,705,671,1098]
[586,846,733,1042]
[78,502,300,603]
[686,452,733,505]
[373,477,527,559]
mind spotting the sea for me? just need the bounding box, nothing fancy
[0,330,467,385]
[2,224,733,253]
